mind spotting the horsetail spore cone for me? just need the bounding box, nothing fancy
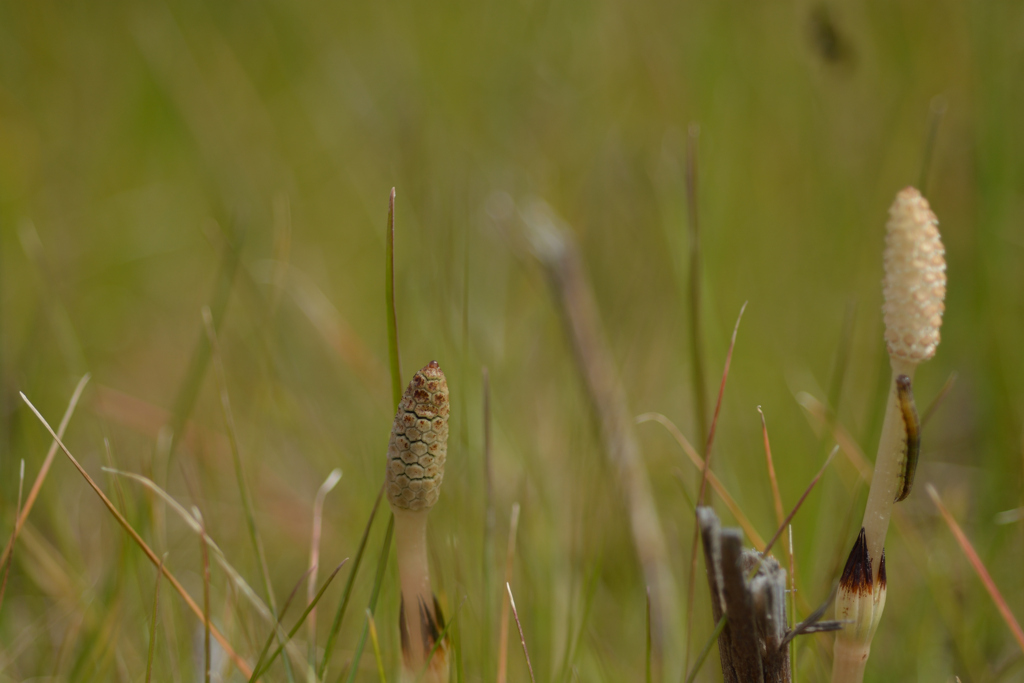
[882,187,946,363]
[832,188,946,683]
[386,361,450,683]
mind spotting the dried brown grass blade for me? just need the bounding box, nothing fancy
[758,407,785,529]
[685,302,746,671]
[926,484,1024,654]
[19,392,253,678]
[636,412,766,550]
[0,374,90,571]
[506,583,537,683]
[0,460,26,614]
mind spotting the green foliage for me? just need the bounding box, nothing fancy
[2,0,1024,681]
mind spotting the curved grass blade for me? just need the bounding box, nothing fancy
[344,515,395,683]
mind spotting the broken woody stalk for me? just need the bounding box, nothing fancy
[385,361,450,683]
[832,188,946,683]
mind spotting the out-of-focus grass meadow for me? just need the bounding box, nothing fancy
[2,0,1024,680]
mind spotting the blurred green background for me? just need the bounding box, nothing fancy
[2,0,1023,680]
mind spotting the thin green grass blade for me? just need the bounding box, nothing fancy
[250,561,348,681]
[683,616,727,683]
[685,123,708,453]
[248,565,317,681]
[386,188,403,407]
[203,306,295,682]
[344,514,395,683]
[320,486,386,678]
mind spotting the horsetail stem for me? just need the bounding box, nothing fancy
[832,187,946,683]
[386,361,450,683]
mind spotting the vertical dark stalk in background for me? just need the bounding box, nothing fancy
[525,208,679,675]
[686,124,709,451]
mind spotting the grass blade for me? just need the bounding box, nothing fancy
[145,554,166,683]
[926,484,1024,653]
[203,305,294,682]
[496,502,521,683]
[0,374,90,571]
[196,508,212,683]
[683,616,727,683]
[319,486,386,678]
[0,460,26,615]
[684,301,747,671]
[507,583,536,683]
[920,371,957,428]
[249,565,317,680]
[637,412,766,549]
[344,514,395,683]
[19,392,253,678]
[166,228,242,471]
[309,469,344,667]
[386,187,403,407]
[763,445,838,560]
[367,609,388,683]
[757,407,785,529]
[685,123,708,451]
[252,561,347,680]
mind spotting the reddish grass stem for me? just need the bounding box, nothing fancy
[927,484,1024,654]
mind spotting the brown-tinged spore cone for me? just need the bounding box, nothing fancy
[386,361,449,512]
[882,187,946,362]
